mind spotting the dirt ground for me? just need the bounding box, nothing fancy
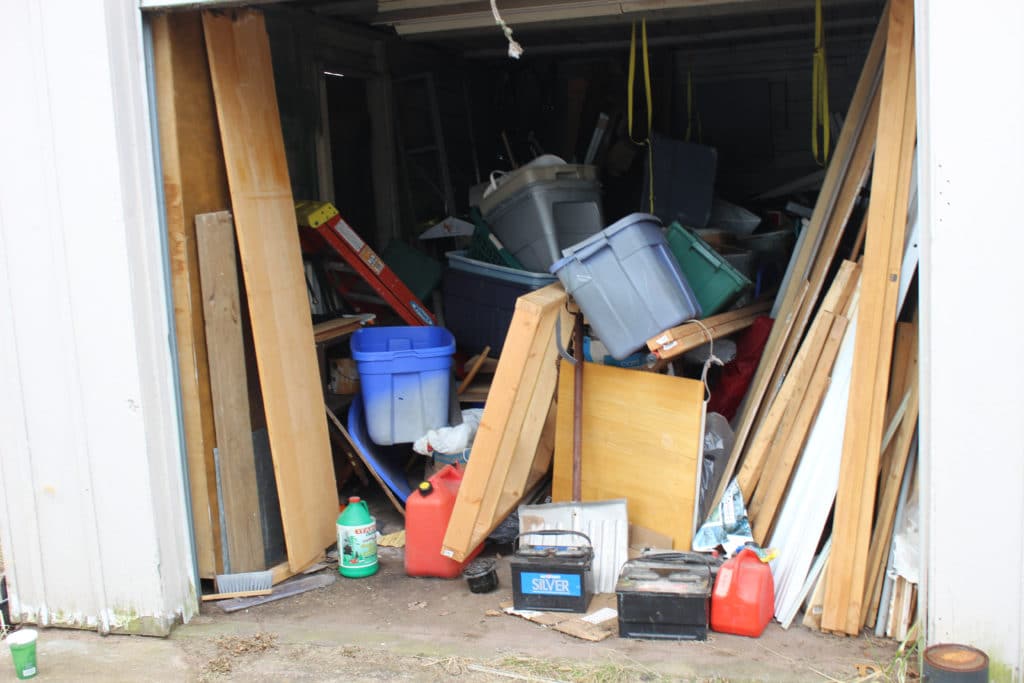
[0,539,900,683]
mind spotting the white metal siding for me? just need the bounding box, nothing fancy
[917,1,1024,680]
[0,0,195,635]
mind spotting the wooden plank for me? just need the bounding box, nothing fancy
[802,556,830,631]
[201,589,272,602]
[457,346,491,395]
[822,0,917,635]
[717,10,888,512]
[750,312,849,544]
[861,325,918,626]
[204,9,337,572]
[552,363,704,550]
[646,301,771,357]
[442,284,567,561]
[195,211,265,573]
[151,11,228,578]
[312,315,370,343]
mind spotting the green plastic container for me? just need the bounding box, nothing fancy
[665,222,751,316]
[337,497,379,578]
[6,629,38,679]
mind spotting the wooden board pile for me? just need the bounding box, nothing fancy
[153,10,338,585]
[711,0,920,638]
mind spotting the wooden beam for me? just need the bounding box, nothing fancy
[646,301,771,359]
[822,0,917,635]
[151,11,230,578]
[862,322,918,627]
[715,9,888,512]
[195,211,265,573]
[204,9,337,572]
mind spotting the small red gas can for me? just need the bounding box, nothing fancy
[710,547,775,637]
[405,464,482,578]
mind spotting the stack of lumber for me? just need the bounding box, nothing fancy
[153,9,338,585]
[709,0,921,638]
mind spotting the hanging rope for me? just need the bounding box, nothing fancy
[811,0,831,164]
[685,67,703,144]
[628,19,655,213]
[490,0,523,59]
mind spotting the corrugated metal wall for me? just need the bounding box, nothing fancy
[0,0,196,635]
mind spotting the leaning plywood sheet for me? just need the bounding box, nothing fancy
[442,284,569,562]
[823,0,917,636]
[152,11,228,577]
[204,9,336,571]
[552,363,704,550]
[196,211,265,573]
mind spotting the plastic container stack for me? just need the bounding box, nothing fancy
[442,251,556,355]
[550,213,702,360]
[480,160,604,273]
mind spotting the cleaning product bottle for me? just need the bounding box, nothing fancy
[337,496,378,578]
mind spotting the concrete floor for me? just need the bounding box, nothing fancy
[0,544,898,683]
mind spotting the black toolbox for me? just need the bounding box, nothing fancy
[510,530,593,613]
[616,552,718,640]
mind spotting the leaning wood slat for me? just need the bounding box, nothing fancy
[151,11,228,578]
[204,9,337,572]
[861,323,918,627]
[325,405,405,516]
[823,0,917,634]
[442,284,567,561]
[646,301,771,357]
[763,86,883,423]
[714,11,888,512]
[552,363,704,550]
[196,211,265,573]
[751,312,849,544]
[737,261,859,498]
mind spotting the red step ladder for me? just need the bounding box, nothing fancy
[297,201,435,326]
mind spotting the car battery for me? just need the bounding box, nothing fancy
[616,552,717,640]
[510,530,593,613]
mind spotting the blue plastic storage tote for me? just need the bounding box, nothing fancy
[351,326,456,445]
[551,213,702,360]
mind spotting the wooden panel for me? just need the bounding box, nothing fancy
[195,211,265,573]
[203,9,337,572]
[552,363,704,550]
[442,284,567,561]
[823,0,917,635]
[714,10,889,512]
[151,11,230,578]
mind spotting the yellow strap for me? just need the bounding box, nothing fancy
[812,0,831,164]
[627,19,654,211]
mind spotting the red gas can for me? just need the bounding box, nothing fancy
[710,548,775,637]
[405,465,482,578]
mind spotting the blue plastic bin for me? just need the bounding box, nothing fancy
[351,326,456,445]
[551,213,702,359]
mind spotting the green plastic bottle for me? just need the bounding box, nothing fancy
[337,496,379,578]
